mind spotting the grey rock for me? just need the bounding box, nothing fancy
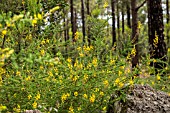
[107,84,170,113]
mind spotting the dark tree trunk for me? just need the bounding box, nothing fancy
[166,0,170,48]
[126,2,131,28]
[74,8,78,33]
[121,2,124,34]
[86,0,91,45]
[81,0,86,44]
[63,9,67,43]
[148,0,167,72]
[131,0,139,69]
[111,0,116,47]
[117,0,120,39]
[70,0,76,42]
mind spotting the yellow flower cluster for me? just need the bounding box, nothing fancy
[69,106,74,113]
[103,1,109,8]
[89,94,95,103]
[92,57,98,67]
[74,31,79,41]
[0,105,7,111]
[61,93,70,103]
[153,32,158,47]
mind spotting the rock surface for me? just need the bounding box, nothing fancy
[107,84,170,113]
[23,110,41,113]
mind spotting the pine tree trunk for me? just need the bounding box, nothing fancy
[148,0,167,72]
[81,0,86,43]
[117,0,120,39]
[126,2,131,28]
[121,2,124,34]
[111,0,116,47]
[86,0,91,45]
[131,0,139,69]
[166,0,169,49]
[70,0,76,42]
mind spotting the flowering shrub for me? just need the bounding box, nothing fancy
[0,1,170,113]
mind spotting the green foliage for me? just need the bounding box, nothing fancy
[0,1,170,113]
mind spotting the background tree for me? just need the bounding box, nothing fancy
[111,0,116,47]
[81,0,86,43]
[148,0,167,72]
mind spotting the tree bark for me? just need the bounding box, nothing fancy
[121,2,124,34]
[126,2,131,28]
[70,0,76,42]
[131,0,139,69]
[166,0,169,48]
[111,0,116,47]
[148,0,167,72]
[117,0,120,39]
[81,0,86,44]
[86,0,91,45]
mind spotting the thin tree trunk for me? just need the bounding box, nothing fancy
[86,0,91,45]
[166,0,169,48]
[81,0,86,44]
[70,0,76,42]
[148,0,167,73]
[111,0,116,47]
[122,2,124,34]
[117,0,120,39]
[131,0,139,69]
[126,3,131,28]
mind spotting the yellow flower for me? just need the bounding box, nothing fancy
[79,53,84,57]
[92,57,98,67]
[103,80,109,86]
[37,13,43,20]
[103,106,107,111]
[94,88,99,92]
[67,58,72,63]
[151,81,155,85]
[28,94,32,100]
[35,92,40,100]
[115,78,120,85]
[69,106,74,113]
[40,49,45,56]
[6,22,11,27]
[118,71,122,76]
[74,91,78,97]
[0,105,7,111]
[129,79,134,85]
[32,19,37,26]
[131,46,136,56]
[89,94,95,103]
[153,59,157,63]
[77,47,81,51]
[119,82,124,88]
[103,1,109,8]
[100,91,104,96]
[0,23,2,28]
[137,21,142,29]
[25,76,31,81]
[84,74,88,81]
[2,30,7,35]
[153,32,158,47]
[74,31,79,40]
[157,75,161,81]
[77,106,81,111]
[16,71,21,76]
[61,93,70,103]
[83,94,88,99]
[32,101,37,109]
[168,48,170,52]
